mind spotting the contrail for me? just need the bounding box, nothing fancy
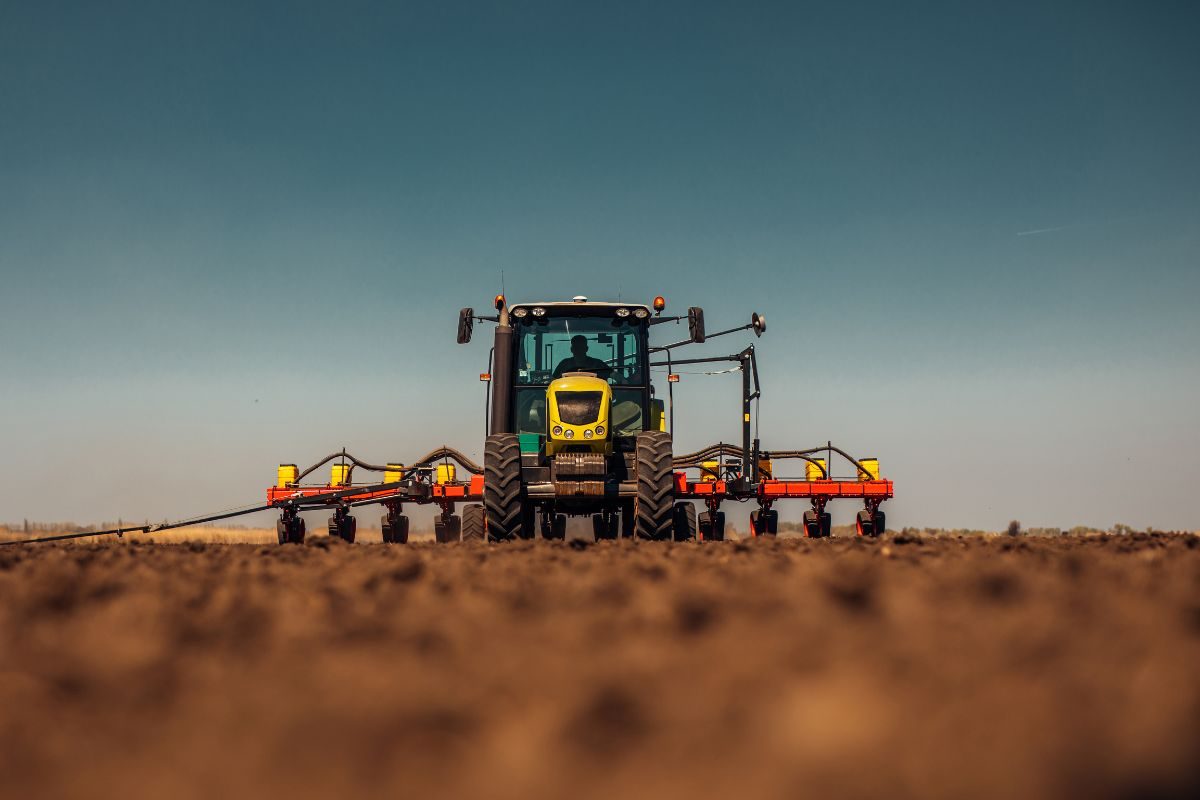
[1016,210,1183,237]
[1016,224,1077,237]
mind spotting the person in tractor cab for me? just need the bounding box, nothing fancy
[552,334,612,379]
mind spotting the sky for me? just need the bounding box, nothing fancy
[1,0,1198,532]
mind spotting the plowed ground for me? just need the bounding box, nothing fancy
[1,534,1198,800]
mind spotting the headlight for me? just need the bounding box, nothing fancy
[594,425,604,436]
[531,307,546,317]
[552,425,563,436]
[512,308,528,318]
[615,307,630,318]
[564,429,574,439]
[633,308,649,319]
[583,429,594,439]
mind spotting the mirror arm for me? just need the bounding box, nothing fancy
[649,353,740,368]
[649,322,756,353]
[648,337,696,353]
[703,322,755,340]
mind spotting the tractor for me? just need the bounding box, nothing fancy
[457,294,757,541]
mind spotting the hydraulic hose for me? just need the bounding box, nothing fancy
[674,442,880,481]
[295,447,483,484]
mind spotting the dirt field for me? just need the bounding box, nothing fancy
[1,533,1197,800]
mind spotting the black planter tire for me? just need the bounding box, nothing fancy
[698,510,725,542]
[462,504,485,542]
[751,509,779,537]
[383,514,410,544]
[435,515,462,544]
[281,517,305,545]
[673,502,697,541]
[803,509,832,539]
[328,515,356,543]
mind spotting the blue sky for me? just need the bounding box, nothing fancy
[1,1,1197,530]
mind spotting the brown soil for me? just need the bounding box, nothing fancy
[1,534,1198,800]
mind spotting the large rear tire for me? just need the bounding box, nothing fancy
[484,434,527,541]
[634,431,674,540]
[462,504,485,542]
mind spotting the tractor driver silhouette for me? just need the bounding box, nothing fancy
[552,335,611,379]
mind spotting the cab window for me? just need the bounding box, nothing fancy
[514,316,644,387]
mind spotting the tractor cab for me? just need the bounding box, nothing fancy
[457,294,711,541]
[507,301,661,450]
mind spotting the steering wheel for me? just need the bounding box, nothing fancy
[607,363,632,385]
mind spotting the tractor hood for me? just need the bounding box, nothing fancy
[546,373,611,452]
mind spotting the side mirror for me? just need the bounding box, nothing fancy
[752,312,766,337]
[688,307,706,343]
[457,308,474,344]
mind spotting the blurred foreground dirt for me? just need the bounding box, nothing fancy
[1,534,1198,800]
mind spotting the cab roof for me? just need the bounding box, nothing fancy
[510,300,652,314]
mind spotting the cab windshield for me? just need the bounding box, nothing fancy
[512,314,648,437]
[514,315,645,387]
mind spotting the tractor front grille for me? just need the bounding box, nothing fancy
[552,452,607,480]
